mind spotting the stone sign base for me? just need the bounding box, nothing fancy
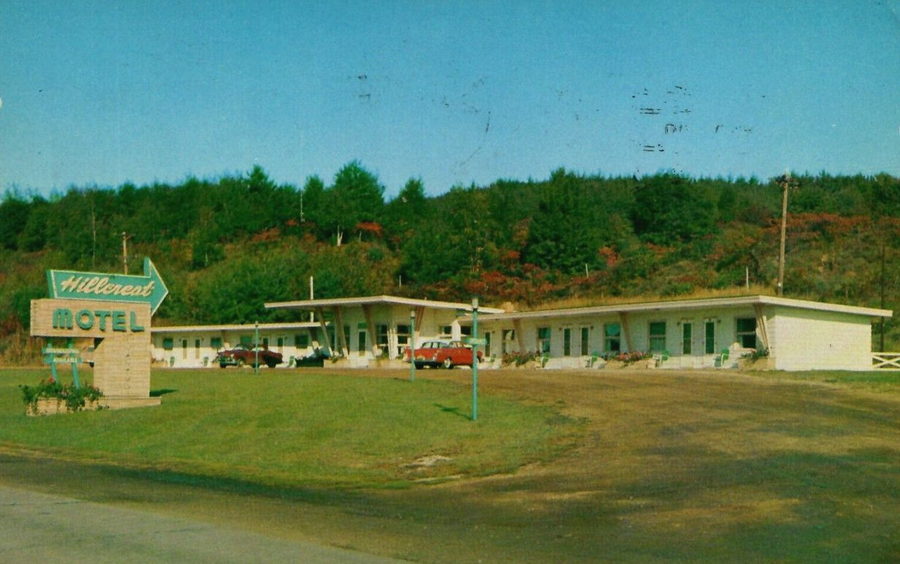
[102,396,162,410]
[27,396,161,416]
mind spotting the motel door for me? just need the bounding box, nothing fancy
[563,326,591,357]
[682,322,702,368]
[683,321,713,367]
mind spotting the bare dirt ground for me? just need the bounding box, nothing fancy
[2,368,898,562]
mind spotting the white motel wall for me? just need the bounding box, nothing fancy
[150,295,891,371]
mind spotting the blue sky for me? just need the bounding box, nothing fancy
[1,1,898,198]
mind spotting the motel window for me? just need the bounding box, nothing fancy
[440,325,452,338]
[181,339,188,359]
[604,323,621,354]
[581,327,590,356]
[649,322,667,353]
[194,339,201,359]
[537,327,551,355]
[211,337,222,350]
[376,324,389,348]
[296,333,309,348]
[705,321,716,354]
[276,337,284,352]
[682,323,692,355]
[736,318,757,349]
[396,324,410,357]
[563,328,572,356]
[162,338,174,351]
[460,325,472,337]
[396,324,410,345]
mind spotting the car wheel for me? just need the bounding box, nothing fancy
[266,361,277,368]
[219,363,227,369]
[236,358,245,368]
[442,357,454,369]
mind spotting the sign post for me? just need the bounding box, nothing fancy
[471,297,479,421]
[254,322,260,376]
[409,309,416,382]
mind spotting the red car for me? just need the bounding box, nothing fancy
[215,345,283,368]
[405,340,483,369]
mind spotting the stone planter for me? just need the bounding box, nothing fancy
[27,397,102,416]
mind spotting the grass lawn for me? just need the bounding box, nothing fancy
[0,367,898,562]
[0,368,581,489]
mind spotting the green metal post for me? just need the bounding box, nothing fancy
[409,310,416,382]
[69,338,80,388]
[49,355,59,383]
[471,297,479,421]
[254,322,260,376]
[72,359,80,388]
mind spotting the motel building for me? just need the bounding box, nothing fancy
[150,294,893,371]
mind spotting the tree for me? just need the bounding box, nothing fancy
[523,168,611,274]
[321,161,385,245]
[384,177,429,244]
[300,175,326,230]
[631,174,717,244]
[0,191,31,250]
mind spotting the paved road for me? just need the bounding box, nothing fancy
[0,485,399,563]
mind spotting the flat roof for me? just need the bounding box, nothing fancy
[151,321,323,334]
[265,294,506,314]
[476,295,892,322]
[153,295,890,334]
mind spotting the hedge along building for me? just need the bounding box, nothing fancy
[150,294,891,371]
[472,295,891,371]
[151,296,504,368]
[150,321,321,368]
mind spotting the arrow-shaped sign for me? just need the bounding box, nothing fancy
[47,257,169,316]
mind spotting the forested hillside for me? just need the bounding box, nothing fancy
[1,163,898,362]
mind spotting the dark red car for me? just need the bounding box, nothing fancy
[405,340,483,369]
[215,345,283,368]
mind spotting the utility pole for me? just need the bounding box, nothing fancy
[121,232,130,274]
[91,205,97,269]
[775,173,798,296]
[880,239,886,351]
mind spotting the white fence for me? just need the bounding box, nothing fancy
[872,353,900,370]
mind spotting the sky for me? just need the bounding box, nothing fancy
[1,0,898,199]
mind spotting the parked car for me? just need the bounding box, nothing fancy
[292,348,330,367]
[404,340,482,369]
[215,345,283,368]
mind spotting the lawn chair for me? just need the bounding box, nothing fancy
[715,348,730,368]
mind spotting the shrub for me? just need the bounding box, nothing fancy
[20,378,104,414]
[502,351,539,366]
[742,348,769,363]
[615,351,650,365]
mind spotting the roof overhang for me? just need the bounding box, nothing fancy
[151,321,323,334]
[477,295,892,322]
[265,295,505,314]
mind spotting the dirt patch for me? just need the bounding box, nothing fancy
[402,454,453,469]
